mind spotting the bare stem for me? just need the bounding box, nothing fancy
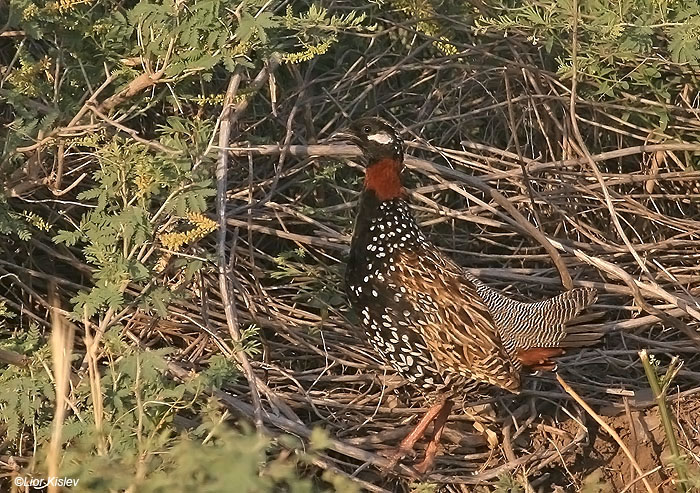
[556,373,655,493]
[215,56,280,433]
[638,349,688,493]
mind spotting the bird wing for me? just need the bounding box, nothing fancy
[391,246,521,392]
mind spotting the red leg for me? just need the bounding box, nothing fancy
[414,399,453,474]
[384,398,450,472]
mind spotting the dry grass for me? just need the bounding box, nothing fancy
[4,28,700,492]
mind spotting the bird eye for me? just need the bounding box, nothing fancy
[362,125,372,134]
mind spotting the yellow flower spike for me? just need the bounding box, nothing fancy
[158,213,217,254]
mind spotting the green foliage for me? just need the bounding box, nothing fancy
[0,326,52,444]
[309,426,332,452]
[580,469,613,493]
[13,0,696,490]
[272,249,345,311]
[282,5,368,63]
[0,301,11,322]
[0,2,372,489]
[2,0,370,322]
[0,195,34,240]
[389,0,461,55]
[2,321,42,354]
[200,354,239,388]
[319,470,361,493]
[0,331,352,492]
[476,0,700,102]
[2,0,368,152]
[480,474,524,493]
[53,134,215,319]
[232,325,263,359]
[410,482,439,493]
[670,456,700,491]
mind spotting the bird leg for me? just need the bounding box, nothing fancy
[413,398,453,475]
[384,398,452,473]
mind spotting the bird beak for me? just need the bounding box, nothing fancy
[323,129,361,145]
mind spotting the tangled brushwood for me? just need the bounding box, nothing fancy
[1,0,700,491]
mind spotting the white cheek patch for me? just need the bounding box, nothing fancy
[367,132,393,144]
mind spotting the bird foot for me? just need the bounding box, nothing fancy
[412,457,434,477]
[412,431,442,475]
[380,440,438,479]
[381,445,415,474]
[380,398,453,477]
[381,451,426,481]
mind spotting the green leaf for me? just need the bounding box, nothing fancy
[309,426,331,451]
[581,469,613,493]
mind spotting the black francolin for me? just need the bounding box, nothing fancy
[334,116,598,474]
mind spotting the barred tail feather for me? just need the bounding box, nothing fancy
[473,284,598,352]
[537,287,598,327]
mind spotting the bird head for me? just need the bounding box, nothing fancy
[328,117,405,201]
[329,117,404,164]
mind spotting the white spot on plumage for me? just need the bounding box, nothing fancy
[367,131,394,144]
